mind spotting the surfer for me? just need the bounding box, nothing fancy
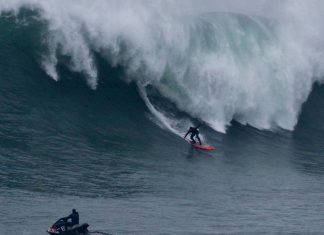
[184,124,202,145]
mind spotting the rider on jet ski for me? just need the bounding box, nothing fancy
[63,209,79,228]
[47,209,90,235]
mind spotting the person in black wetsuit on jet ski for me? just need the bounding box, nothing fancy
[47,209,90,235]
[184,124,202,145]
[64,209,79,228]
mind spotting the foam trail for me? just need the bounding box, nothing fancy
[1,0,324,133]
[138,85,190,138]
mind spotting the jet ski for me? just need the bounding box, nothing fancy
[47,218,89,235]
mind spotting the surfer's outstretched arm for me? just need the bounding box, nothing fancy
[195,123,202,129]
[184,130,190,139]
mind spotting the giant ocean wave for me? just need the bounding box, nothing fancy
[1,0,324,134]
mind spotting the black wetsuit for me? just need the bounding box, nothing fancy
[65,211,79,227]
[184,126,202,145]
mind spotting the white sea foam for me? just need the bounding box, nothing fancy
[1,0,324,133]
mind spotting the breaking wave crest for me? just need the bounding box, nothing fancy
[1,0,324,133]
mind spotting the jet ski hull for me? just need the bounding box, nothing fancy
[47,220,89,235]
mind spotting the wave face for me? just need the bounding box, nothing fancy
[1,0,324,133]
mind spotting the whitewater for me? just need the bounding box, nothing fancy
[1,0,324,133]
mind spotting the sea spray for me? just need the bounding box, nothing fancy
[1,0,324,133]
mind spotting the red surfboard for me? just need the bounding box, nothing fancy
[187,140,216,151]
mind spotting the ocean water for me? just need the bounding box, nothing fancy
[1,1,324,234]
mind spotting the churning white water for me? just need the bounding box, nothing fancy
[1,0,324,133]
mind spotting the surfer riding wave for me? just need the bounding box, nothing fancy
[184,124,202,145]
